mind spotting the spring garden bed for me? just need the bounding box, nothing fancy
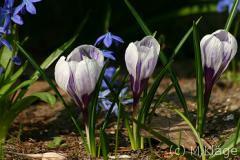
[5,75,240,159]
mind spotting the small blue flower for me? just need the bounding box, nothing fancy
[0,34,12,50]
[102,50,116,61]
[0,67,4,76]
[14,0,42,15]
[0,0,23,33]
[102,67,116,89]
[98,87,133,116]
[12,55,22,65]
[217,0,240,13]
[94,32,124,48]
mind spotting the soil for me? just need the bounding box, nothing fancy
[3,68,240,159]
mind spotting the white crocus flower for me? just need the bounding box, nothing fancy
[55,45,104,111]
[125,36,160,102]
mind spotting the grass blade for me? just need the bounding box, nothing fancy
[175,109,206,160]
[225,0,239,31]
[193,21,204,136]
[124,0,151,35]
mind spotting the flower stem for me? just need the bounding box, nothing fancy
[132,102,140,150]
[197,83,212,137]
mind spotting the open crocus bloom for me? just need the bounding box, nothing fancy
[125,36,160,102]
[200,29,237,89]
[55,45,104,111]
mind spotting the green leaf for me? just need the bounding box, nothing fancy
[0,61,28,95]
[124,0,151,35]
[139,59,173,123]
[99,129,109,160]
[193,21,204,136]
[47,137,64,148]
[175,110,206,160]
[31,92,56,106]
[209,119,240,159]
[225,0,240,31]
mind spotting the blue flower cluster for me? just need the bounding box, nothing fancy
[0,0,41,49]
[94,32,132,116]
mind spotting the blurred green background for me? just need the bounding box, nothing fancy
[19,0,231,62]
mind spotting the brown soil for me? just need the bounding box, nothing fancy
[4,75,240,159]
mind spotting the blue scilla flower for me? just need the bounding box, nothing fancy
[0,0,23,33]
[94,32,124,48]
[217,0,240,13]
[102,50,116,61]
[98,88,133,116]
[12,55,22,65]
[102,67,116,89]
[0,34,12,50]
[14,0,42,15]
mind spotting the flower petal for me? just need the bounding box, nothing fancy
[103,33,113,48]
[125,42,139,80]
[26,1,37,14]
[73,59,101,98]
[67,45,104,67]
[54,56,71,91]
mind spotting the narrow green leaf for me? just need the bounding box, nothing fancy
[225,0,239,31]
[0,61,28,95]
[124,0,151,35]
[148,83,174,123]
[31,92,56,106]
[100,129,109,160]
[175,110,206,160]
[193,21,204,136]
[209,118,240,159]
[139,59,173,123]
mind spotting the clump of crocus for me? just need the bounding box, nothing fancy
[55,45,104,156]
[125,36,160,107]
[200,29,237,107]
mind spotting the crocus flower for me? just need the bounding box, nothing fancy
[217,0,240,13]
[94,32,124,48]
[12,55,21,65]
[200,29,237,104]
[125,36,160,103]
[14,0,42,15]
[55,45,104,115]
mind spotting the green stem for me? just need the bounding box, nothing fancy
[132,103,140,150]
[114,102,121,157]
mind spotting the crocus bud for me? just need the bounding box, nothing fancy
[125,36,160,102]
[55,45,104,111]
[200,29,237,105]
